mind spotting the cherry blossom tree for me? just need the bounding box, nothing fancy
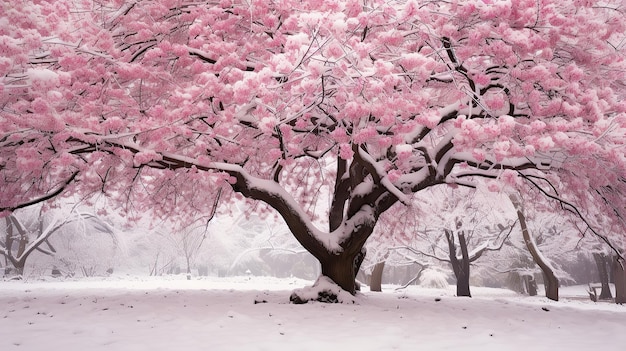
[1,0,625,296]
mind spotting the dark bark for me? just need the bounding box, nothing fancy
[370,261,385,292]
[227,155,400,295]
[445,230,471,297]
[353,248,366,291]
[613,256,626,304]
[593,253,613,300]
[319,253,359,294]
[3,217,26,276]
[456,232,471,297]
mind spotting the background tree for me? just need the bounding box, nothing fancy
[1,205,115,278]
[510,193,559,300]
[613,256,626,304]
[169,188,220,278]
[50,215,118,278]
[593,252,613,300]
[368,186,515,296]
[1,0,625,297]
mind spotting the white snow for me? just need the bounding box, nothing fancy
[26,68,59,84]
[1,276,625,350]
[395,144,413,154]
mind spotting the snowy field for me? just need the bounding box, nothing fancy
[1,276,625,351]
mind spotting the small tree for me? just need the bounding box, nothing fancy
[170,189,221,278]
[1,205,113,278]
[369,186,515,296]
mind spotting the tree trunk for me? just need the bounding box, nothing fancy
[320,254,359,294]
[445,230,471,297]
[511,195,558,301]
[523,274,538,296]
[613,256,626,304]
[456,232,471,297]
[353,248,366,291]
[593,253,613,300]
[370,261,385,292]
[10,262,25,277]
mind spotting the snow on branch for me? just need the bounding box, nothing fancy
[355,146,411,205]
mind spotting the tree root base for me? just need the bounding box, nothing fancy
[290,276,358,304]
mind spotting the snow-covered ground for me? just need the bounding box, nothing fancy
[1,276,624,350]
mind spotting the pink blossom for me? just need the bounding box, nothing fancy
[460,119,481,139]
[401,53,426,71]
[102,117,125,132]
[379,112,395,127]
[259,117,278,133]
[325,42,344,59]
[31,98,49,114]
[339,143,354,160]
[486,181,501,192]
[377,137,392,149]
[416,110,440,129]
[472,149,486,162]
[484,92,506,111]
[330,128,350,144]
[530,120,547,133]
[497,115,516,135]
[454,115,467,128]
[341,101,366,122]
[501,169,520,186]
[472,73,491,86]
[353,126,377,144]
[15,151,43,172]
[232,79,254,104]
[493,140,511,161]
[267,149,283,161]
[535,136,555,151]
[133,150,163,167]
[483,124,500,138]
[387,169,402,183]
[56,152,75,167]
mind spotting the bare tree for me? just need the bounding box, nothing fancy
[1,206,113,278]
[368,186,516,296]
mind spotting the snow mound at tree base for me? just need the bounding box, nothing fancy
[290,276,358,304]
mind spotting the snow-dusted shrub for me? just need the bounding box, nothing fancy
[419,269,449,289]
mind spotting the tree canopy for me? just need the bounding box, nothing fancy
[1,0,625,293]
